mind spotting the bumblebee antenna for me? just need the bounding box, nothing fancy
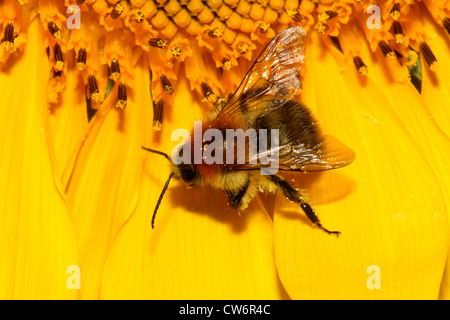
[142,146,173,228]
[152,172,174,229]
[141,146,170,161]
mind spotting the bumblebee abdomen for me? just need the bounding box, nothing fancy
[254,100,322,147]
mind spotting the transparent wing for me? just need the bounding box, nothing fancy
[231,135,355,173]
[215,26,306,124]
[214,26,355,173]
[275,135,356,172]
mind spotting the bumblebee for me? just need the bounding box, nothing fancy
[143,26,355,236]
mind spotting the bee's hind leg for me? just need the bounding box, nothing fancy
[226,177,251,211]
[269,175,340,237]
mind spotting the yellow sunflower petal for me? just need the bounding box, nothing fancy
[48,57,89,180]
[100,74,286,299]
[65,56,152,299]
[0,17,78,299]
[418,9,450,300]
[350,17,450,300]
[421,9,450,138]
[273,32,448,299]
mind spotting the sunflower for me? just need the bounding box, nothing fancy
[0,0,449,299]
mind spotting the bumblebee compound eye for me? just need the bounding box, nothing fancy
[180,164,197,185]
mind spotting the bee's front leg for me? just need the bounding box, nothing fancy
[269,175,340,237]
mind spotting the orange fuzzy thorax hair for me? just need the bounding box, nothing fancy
[190,114,246,185]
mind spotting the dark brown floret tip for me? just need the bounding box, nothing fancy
[116,82,127,109]
[111,3,124,19]
[76,48,87,70]
[419,42,438,71]
[153,99,164,131]
[149,38,168,49]
[54,43,64,71]
[353,56,368,75]
[1,23,14,44]
[47,21,62,40]
[378,41,395,60]
[160,74,174,95]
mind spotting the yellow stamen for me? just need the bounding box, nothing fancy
[259,22,270,34]
[237,41,249,55]
[315,22,329,34]
[222,57,232,71]
[318,11,337,23]
[390,3,401,20]
[149,38,168,49]
[134,11,145,23]
[170,46,182,57]
[111,3,125,19]
[208,27,223,38]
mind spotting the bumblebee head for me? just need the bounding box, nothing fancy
[169,144,201,187]
[172,163,200,186]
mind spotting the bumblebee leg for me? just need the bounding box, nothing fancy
[269,175,340,237]
[226,177,251,210]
